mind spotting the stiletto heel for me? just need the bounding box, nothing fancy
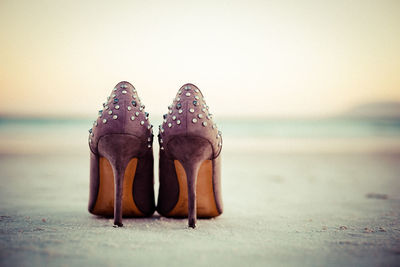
[167,136,213,228]
[157,83,223,228]
[97,134,143,226]
[113,167,124,227]
[185,162,199,228]
[88,81,155,226]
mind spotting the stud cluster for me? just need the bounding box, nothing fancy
[88,82,153,149]
[158,84,222,151]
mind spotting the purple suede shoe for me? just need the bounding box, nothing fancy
[88,81,155,227]
[157,83,223,228]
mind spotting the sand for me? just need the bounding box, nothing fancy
[0,120,400,266]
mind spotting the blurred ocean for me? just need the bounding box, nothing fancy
[0,117,399,155]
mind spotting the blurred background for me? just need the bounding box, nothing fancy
[0,0,399,154]
[0,0,399,266]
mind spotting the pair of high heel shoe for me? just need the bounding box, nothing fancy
[88,82,223,228]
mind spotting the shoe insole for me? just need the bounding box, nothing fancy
[167,160,219,218]
[92,157,144,217]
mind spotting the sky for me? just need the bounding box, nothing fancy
[0,0,399,118]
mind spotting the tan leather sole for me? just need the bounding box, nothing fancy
[167,160,219,218]
[92,157,144,217]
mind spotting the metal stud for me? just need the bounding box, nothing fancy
[113,98,118,104]
[140,121,145,125]
[160,146,164,150]
[147,125,152,130]
[178,90,182,95]
[218,142,222,147]
[147,144,152,148]
[108,110,112,115]
[130,116,135,121]
[168,110,172,114]
[112,93,116,98]
[177,120,181,125]
[161,127,164,133]
[212,124,217,129]
[105,105,109,110]
[202,121,207,127]
[120,84,128,89]
[189,108,194,113]
[132,95,137,99]
[192,118,197,123]
[113,115,118,120]
[102,119,107,124]
[176,97,181,101]
[168,123,172,128]
[202,108,206,112]
[195,95,200,100]
[193,101,198,106]
[122,90,127,94]
[176,103,182,109]
[185,92,191,97]
[135,111,139,116]
[195,89,199,93]
[132,100,136,107]
[160,139,163,144]
[198,114,203,119]
[178,109,183,114]
[127,106,132,111]
[172,115,176,120]
[115,105,120,110]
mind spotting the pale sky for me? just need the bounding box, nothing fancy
[0,0,399,118]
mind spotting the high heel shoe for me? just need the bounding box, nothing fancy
[88,81,155,226]
[157,83,223,228]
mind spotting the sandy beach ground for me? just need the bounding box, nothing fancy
[0,118,399,266]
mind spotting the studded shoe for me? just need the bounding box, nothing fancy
[88,81,155,226]
[157,83,223,228]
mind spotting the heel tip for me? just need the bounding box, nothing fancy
[188,221,196,228]
[113,222,123,227]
